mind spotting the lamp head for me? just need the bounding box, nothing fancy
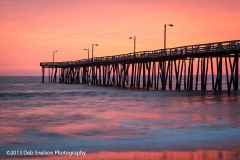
[168,24,173,27]
[95,44,98,46]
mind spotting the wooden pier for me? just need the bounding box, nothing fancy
[40,40,240,93]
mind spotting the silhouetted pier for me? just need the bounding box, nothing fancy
[40,40,240,93]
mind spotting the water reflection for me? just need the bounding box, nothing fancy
[1,91,240,143]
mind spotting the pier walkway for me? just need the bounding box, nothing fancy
[40,40,240,93]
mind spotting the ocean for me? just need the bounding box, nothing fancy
[0,76,240,160]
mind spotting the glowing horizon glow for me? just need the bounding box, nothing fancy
[0,0,240,75]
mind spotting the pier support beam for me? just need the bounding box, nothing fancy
[42,67,45,83]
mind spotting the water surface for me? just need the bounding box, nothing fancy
[0,76,240,159]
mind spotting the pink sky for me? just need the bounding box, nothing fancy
[0,0,240,76]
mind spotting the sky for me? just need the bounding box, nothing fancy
[0,0,240,76]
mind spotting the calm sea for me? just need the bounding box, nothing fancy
[0,76,240,160]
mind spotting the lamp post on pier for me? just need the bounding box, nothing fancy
[51,50,57,83]
[53,50,57,65]
[92,44,98,61]
[164,24,173,50]
[129,36,136,59]
[84,48,89,60]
